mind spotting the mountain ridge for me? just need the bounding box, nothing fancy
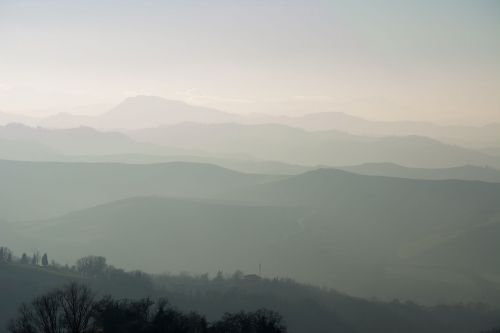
[1,95,499,148]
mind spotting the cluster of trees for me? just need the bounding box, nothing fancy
[0,247,13,263]
[0,246,119,279]
[3,252,500,333]
[8,283,287,333]
[75,256,108,277]
[0,246,49,267]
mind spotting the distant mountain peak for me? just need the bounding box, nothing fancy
[111,95,214,114]
[100,95,240,128]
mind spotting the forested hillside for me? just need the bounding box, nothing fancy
[1,253,499,333]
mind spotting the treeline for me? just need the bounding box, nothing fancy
[2,247,500,333]
[0,247,148,284]
[8,282,286,333]
[0,246,49,267]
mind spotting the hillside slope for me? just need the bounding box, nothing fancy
[339,163,500,183]
[1,260,499,333]
[129,123,500,168]
[8,170,500,305]
[0,160,272,221]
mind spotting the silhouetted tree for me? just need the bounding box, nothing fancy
[31,291,61,333]
[59,283,95,333]
[76,256,107,277]
[210,309,286,333]
[8,304,36,333]
[8,283,95,333]
[0,246,12,263]
[20,253,29,264]
[31,252,40,266]
[150,298,208,333]
[41,253,49,267]
[232,270,244,281]
[9,284,287,333]
[214,270,224,282]
[94,297,153,333]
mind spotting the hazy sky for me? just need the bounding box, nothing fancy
[0,0,499,124]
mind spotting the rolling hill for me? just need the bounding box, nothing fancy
[34,96,241,129]
[0,137,62,161]
[4,95,500,150]
[14,95,498,149]
[2,259,499,333]
[129,123,500,168]
[0,159,274,221]
[338,163,500,183]
[0,123,185,156]
[0,124,310,174]
[8,196,302,275]
[268,112,500,149]
[7,167,500,305]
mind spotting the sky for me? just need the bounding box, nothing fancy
[0,0,499,124]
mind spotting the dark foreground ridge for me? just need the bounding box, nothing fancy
[8,282,285,333]
[1,248,500,333]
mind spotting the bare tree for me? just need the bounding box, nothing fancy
[8,283,95,333]
[9,283,288,333]
[8,304,36,333]
[31,252,40,266]
[32,292,61,333]
[59,283,95,333]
